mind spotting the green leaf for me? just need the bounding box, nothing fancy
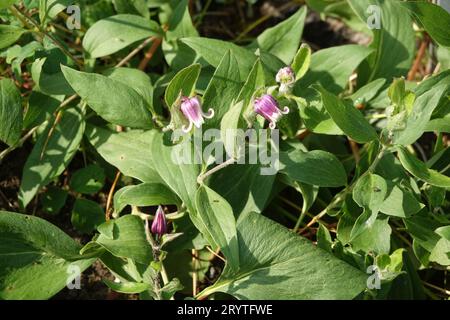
[83,14,161,58]
[198,212,367,300]
[401,1,450,47]
[61,66,153,129]
[103,278,150,294]
[70,164,105,194]
[0,0,18,10]
[315,85,378,143]
[351,217,392,255]
[114,183,180,215]
[161,278,183,300]
[164,63,201,108]
[353,173,387,213]
[209,161,276,217]
[95,215,153,265]
[86,125,161,183]
[181,37,256,79]
[103,67,154,113]
[0,25,25,50]
[71,199,105,234]
[279,149,347,187]
[392,84,448,146]
[0,211,95,299]
[112,0,150,18]
[0,78,22,146]
[19,107,85,208]
[236,59,265,109]
[351,174,387,239]
[149,131,199,212]
[294,44,373,95]
[397,147,450,188]
[40,186,68,215]
[291,43,311,80]
[195,185,239,271]
[162,0,198,70]
[203,51,242,128]
[348,0,415,84]
[255,6,307,64]
[23,91,62,130]
[379,182,424,218]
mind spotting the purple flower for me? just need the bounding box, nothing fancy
[276,67,295,94]
[151,206,167,236]
[254,94,289,129]
[180,96,214,133]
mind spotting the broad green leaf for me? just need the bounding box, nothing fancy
[351,174,387,239]
[291,44,311,80]
[19,107,85,208]
[71,199,105,234]
[256,6,307,64]
[96,215,153,265]
[392,84,448,146]
[104,278,150,294]
[397,147,450,188]
[353,173,387,213]
[209,161,276,217]
[181,37,256,79]
[195,186,239,271]
[401,1,450,47]
[149,131,199,212]
[198,212,367,300]
[70,164,105,194]
[0,25,25,50]
[351,217,392,255]
[279,149,347,187]
[294,44,373,95]
[62,66,153,129]
[23,91,63,130]
[379,181,424,218]
[220,101,245,158]
[236,59,265,110]
[349,78,386,105]
[103,67,154,113]
[85,125,161,183]
[31,49,75,96]
[0,78,22,146]
[348,0,415,84]
[315,86,378,143]
[164,63,201,108]
[203,51,242,128]
[162,0,198,70]
[40,186,68,215]
[0,211,95,300]
[114,183,180,215]
[83,14,161,58]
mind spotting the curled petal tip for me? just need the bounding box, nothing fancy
[202,108,215,119]
[282,106,290,114]
[182,121,193,133]
[269,122,277,130]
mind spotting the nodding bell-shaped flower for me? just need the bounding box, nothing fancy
[151,206,167,236]
[180,96,214,133]
[276,67,295,94]
[254,94,289,129]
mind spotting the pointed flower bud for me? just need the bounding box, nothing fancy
[180,96,214,133]
[151,206,167,236]
[276,66,295,94]
[254,94,289,129]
